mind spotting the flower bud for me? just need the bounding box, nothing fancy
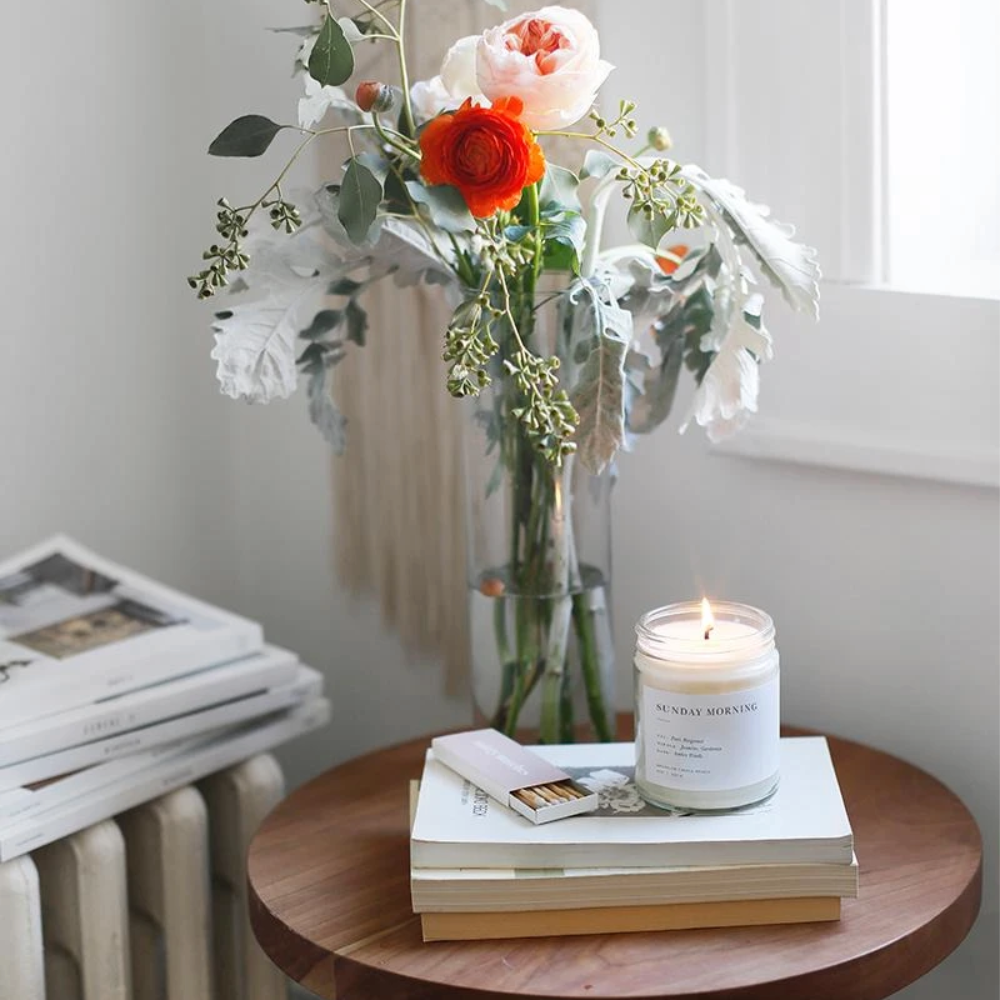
[648,125,673,151]
[355,81,395,114]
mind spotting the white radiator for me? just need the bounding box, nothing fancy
[0,754,288,1000]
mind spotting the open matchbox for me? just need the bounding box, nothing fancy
[430,728,599,824]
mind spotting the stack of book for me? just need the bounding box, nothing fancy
[0,536,329,862]
[409,739,858,941]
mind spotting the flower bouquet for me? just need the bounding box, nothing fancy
[191,1,819,742]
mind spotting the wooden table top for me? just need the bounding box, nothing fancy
[247,719,982,1000]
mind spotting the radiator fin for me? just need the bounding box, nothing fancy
[119,786,214,1000]
[0,854,45,1000]
[199,754,286,1000]
[0,755,287,1000]
[34,820,133,1000]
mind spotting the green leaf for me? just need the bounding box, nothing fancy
[546,214,586,256]
[580,150,618,181]
[541,214,586,273]
[300,309,343,340]
[208,115,282,158]
[329,278,362,296]
[543,239,578,273]
[338,158,383,244]
[309,15,355,87]
[345,298,368,346]
[316,184,383,249]
[627,204,671,249]
[627,334,685,435]
[405,181,476,233]
[540,164,581,212]
[356,151,390,183]
[504,224,532,242]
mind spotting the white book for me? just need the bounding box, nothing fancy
[0,696,331,862]
[411,855,860,913]
[0,644,299,767]
[0,665,323,795]
[0,536,262,728]
[411,737,854,870]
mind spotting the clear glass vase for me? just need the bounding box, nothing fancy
[462,290,615,744]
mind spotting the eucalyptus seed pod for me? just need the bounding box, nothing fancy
[648,126,673,151]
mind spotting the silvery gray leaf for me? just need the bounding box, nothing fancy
[307,368,348,453]
[368,218,456,289]
[682,166,821,319]
[210,236,344,404]
[567,279,633,474]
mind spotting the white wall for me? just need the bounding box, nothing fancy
[1,2,995,998]
[0,3,237,598]
[602,4,999,997]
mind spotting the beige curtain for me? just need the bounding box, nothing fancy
[331,1,597,696]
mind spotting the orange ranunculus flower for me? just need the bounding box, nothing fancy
[419,97,545,218]
[655,245,689,275]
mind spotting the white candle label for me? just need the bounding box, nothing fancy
[640,676,779,792]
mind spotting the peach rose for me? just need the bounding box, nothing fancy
[410,35,484,123]
[476,6,613,131]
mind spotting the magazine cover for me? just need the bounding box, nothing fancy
[0,536,262,727]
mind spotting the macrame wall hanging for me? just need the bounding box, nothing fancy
[329,0,598,696]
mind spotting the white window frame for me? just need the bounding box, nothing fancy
[699,0,999,489]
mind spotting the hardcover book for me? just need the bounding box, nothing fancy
[411,854,859,912]
[0,536,262,727]
[410,737,854,869]
[419,896,843,941]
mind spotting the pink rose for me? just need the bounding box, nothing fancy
[476,6,613,131]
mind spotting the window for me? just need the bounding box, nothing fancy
[884,0,1000,296]
[644,0,1000,487]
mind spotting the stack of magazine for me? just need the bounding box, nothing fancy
[0,536,329,862]
[409,739,858,941]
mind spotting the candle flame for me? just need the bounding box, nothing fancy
[701,598,715,640]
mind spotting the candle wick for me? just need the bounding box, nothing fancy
[703,624,714,641]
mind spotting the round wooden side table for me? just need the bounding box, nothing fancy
[247,720,982,1000]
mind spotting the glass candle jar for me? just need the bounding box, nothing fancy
[633,601,780,811]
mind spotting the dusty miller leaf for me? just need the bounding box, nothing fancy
[307,367,348,453]
[627,333,685,435]
[368,218,456,289]
[683,165,821,319]
[210,237,342,403]
[300,309,343,340]
[567,280,633,474]
[298,78,359,129]
[344,298,367,345]
[683,287,773,442]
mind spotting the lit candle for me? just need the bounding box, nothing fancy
[633,600,780,811]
